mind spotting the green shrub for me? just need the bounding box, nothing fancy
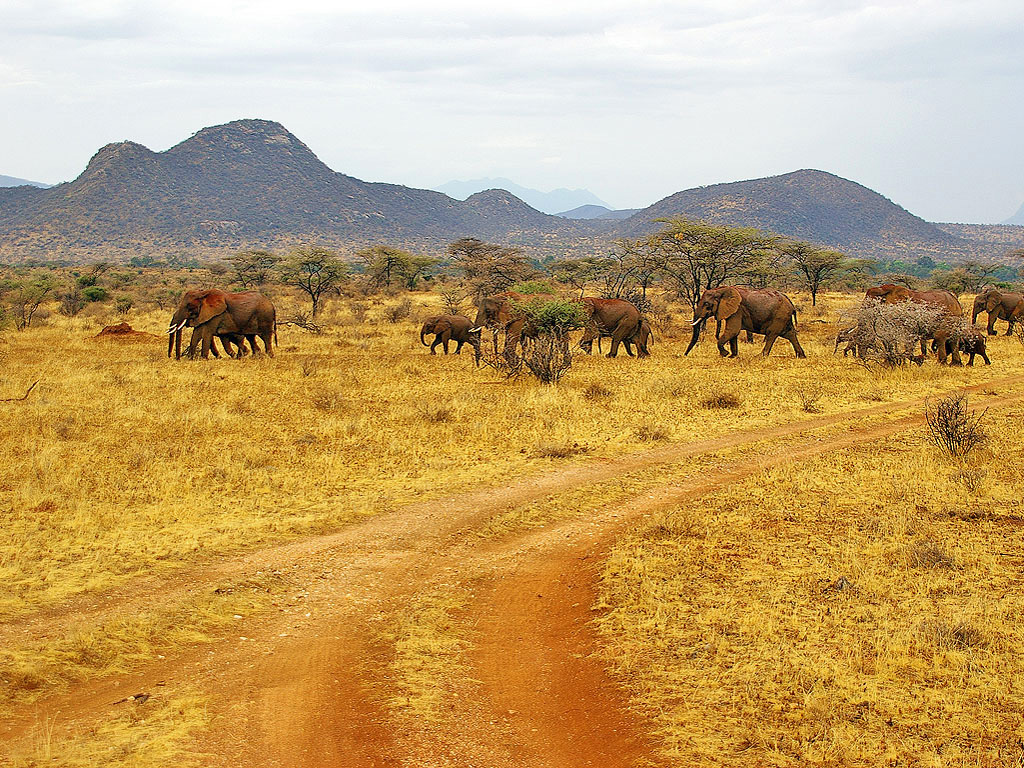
[82,286,108,302]
[514,297,586,334]
[115,297,134,315]
[76,274,98,288]
[512,280,558,295]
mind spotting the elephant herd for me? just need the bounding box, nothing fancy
[167,284,1021,367]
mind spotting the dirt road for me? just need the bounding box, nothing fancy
[4,380,1022,767]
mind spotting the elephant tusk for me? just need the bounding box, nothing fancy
[167,320,185,334]
[690,319,701,326]
[468,326,483,332]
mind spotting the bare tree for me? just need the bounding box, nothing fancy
[446,238,536,301]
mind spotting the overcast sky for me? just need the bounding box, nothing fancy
[2,0,1022,222]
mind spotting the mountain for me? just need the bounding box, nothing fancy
[2,121,1020,265]
[0,174,50,188]
[0,120,574,262]
[557,204,640,220]
[615,169,999,261]
[1002,202,1024,225]
[435,178,610,215]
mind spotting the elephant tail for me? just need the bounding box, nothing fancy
[274,320,278,349]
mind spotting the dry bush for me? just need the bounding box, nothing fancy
[299,356,319,377]
[419,404,455,423]
[925,393,987,460]
[906,538,955,569]
[533,440,590,458]
[384,298,413,324]
[633,423,670,442]
[700,391,742,409]
[795,384,823,413]
[282,312,323,334]
[581,382,613,401]
[953,466,987,494]
[438,287,467,316]
[919,619,987,651]
[842,298,949,367]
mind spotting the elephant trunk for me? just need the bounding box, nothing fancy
[684,318,706,356]
[174,328,182,360]
[168,327,174,358]
[420,325,430,346]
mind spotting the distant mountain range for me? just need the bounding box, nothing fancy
[0,174,50,188]
[435,178,610,215]
[556,204,640,220]
[1003,202,1024,226]
[0,119,1021,264]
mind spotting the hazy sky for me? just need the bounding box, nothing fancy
[2,0,1023,222]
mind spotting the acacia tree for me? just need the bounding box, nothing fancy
[356,246,438,290]
[278,247,348,317]
[650,219,777,310]
[2,276,54,330]
[227,250,282,289]
[550,256,614,297]
[781,240,847,305]
[446,238,536,300]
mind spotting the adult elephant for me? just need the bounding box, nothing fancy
[971,288,1022,335]
[578,297,646,358]
[864,283,962,364]
[475,291,559,363]
[685,287,805,358]
[167,289,276,360]
[420,314,482,364]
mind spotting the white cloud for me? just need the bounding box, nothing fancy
[1,0,1022,220]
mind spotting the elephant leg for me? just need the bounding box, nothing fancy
[1006,318,1015,336]
[967,351,975,366]
[783,330,807,358]
[430,335,440,355]
[261,331,274,358]
[745,330,754,343]
[981,349,991,365]
[717,336,730,356]
[441,330,451,354]
[454,340,464,354]
[623,339,635,357]
[761,331,781,357]
[988,313,998,335]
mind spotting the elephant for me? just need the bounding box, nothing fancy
[475,291,559,363]
[933,326,991,366]
[185,329,255,359]
[971,288,1022,335]
[833,326,859,357]
[864,283,963,364]
[685,286,805,358]
[420,314,482,364]
[578,297,646,358]
[167,289,276,360]
[594,315,654,357]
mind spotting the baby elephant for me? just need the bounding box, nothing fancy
[833,326,859,356]
[420,314,482,364]
[934,327,991,366]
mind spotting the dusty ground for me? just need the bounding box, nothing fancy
[5,374,1022,767]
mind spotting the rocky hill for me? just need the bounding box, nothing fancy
[2,121,1021,264]
[613,169,1003,261]
[0,120,572,262]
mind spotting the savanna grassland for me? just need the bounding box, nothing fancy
[2,288,1023,767]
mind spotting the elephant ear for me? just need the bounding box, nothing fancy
[196,292,228,325]
[985,292,1002,311]
[715,287,742,322]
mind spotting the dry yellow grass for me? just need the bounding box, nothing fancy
[8,692,208,767]
[597,405,1024,766]
[2,289,1022,764]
